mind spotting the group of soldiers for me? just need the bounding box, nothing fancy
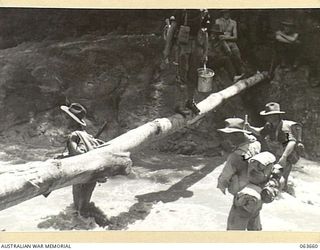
[162,9,302,116]
[163,9,248,116]
[161,9,304,230]
[59,102,303,231]
[56,9,304,230]
[217,102,303,230]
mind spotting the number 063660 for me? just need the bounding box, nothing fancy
[300,244,319,248]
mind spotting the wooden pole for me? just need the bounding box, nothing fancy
[0,152,132,211]
[0,72,267,211]
[103,71,268,152]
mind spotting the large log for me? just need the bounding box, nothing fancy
[0,72,267,211]
[103,71,268,152]
[0,151,132,211]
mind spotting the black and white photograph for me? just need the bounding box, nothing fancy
[0,7,319,233]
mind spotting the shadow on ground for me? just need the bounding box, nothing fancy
[107,156,225,230]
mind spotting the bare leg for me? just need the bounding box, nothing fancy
[282,162,293,191]
[73,182,97,216]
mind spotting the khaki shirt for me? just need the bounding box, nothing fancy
[261,120,300,160]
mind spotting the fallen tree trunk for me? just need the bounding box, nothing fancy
[0,72,267,211]
[0,152,132,211]
[103,71,268,152]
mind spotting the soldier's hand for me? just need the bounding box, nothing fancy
[243,122,251,131]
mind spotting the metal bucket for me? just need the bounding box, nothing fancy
[197,67,215,93]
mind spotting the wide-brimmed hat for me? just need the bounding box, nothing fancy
[260,102,285,116]
[281,19,295,26]
[218,118,252,134]
[210,24,223,35]
[60,103,87,126]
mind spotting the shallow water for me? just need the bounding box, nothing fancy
[0,151,319,231]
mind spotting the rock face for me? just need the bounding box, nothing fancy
[0,34,163,160]
[0,9,320,161]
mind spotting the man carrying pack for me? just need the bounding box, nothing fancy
[245,102,303,192]
[217,118,261,195]
[217,118,261,230]
[163,9,210,117]
[229,152,284,230]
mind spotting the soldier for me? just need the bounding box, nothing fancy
[215,10,246,80]
[60,103,106,217]
[217,118,262,230]
[207,24,237,82]
[217,118,261,195]
[245,102,303,191]
[163,9,209,117]
[275,19,300,69]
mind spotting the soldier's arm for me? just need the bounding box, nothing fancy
[278,31,299,43]
[275,30,290,43]
[244,124,264,136]
[67,133,86,156]
[278,123,298,166]
[217,153,238,194]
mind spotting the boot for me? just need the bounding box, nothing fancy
[185,99,200,115]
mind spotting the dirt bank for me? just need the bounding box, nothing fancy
[1,9,320,160]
